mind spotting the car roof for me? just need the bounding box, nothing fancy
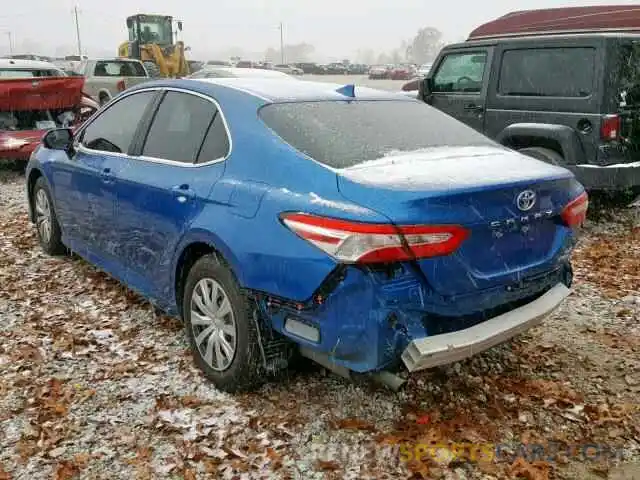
[201,67,291,78]
[0,58,61,69]
[188,77,416,103]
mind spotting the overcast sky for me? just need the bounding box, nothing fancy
[0,0,638,60]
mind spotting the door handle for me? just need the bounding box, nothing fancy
[172,184,194,203]
[464,103,484,113]
[100,167,114,183]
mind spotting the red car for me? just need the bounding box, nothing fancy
[1,74,98,161]
[390,65,416,81]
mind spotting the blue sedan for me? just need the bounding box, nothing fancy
[26,78,588,392]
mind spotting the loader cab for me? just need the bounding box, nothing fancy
[126,14,177,48]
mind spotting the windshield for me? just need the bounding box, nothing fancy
[129,16,173,45]
[94,60,147,77]
[259,100,496,169]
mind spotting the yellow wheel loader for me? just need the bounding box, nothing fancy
[117,14,190,78]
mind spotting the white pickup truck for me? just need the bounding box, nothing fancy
[75,58,151,105]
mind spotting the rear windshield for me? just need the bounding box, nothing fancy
[0,69,63,78]
[258,100,495,169]
[94,60,146,77]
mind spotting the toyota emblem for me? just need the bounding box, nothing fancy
[516,190,536,211]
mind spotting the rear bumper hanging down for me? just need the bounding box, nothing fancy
[401,282,570,372]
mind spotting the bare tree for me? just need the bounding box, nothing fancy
[407,27,444,64]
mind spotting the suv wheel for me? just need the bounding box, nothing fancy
[182,254,263,393]
[518,147,563,166]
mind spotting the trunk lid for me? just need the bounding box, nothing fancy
[0,77,85,111]
[336,146,580,296]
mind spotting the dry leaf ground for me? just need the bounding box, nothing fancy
[1,167,639,480]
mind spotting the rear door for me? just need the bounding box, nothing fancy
[112,89,230,299]
[429,47,493,132]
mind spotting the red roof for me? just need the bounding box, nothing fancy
[468,5,640,40]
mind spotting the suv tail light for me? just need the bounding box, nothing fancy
[561,192,588,227]
[600,114,620,141]
[116,80,126,92]
[281,213,469,264]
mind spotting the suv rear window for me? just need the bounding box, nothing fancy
[499,47,596,97]
[259,100,495,169]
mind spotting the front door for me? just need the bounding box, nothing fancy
[112,89,231,301]
[428,49,492,133]
[58,89,158,263]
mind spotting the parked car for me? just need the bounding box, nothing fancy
[206,60,233,67]
[235,60,256,68]
[273,64,303,75]
[347,64,369,75]
[75,58,151,105]
[186,67,295,80]
[417,63,432,76]
[390,64,416,80]
[418,5,640,191]
[27,77,586,392]
[401,77,421,92]
[294,63,327,75]
[325,63,348,75]
[0,59,98,161]
[368,65,391,79]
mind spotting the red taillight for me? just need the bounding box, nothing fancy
[561,192,589,227]
[117,80,126,92]
[280,213,469,264]
[600,114,620,141]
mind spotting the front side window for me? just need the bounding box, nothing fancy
[142,91,217,163]
[432,52,487,93]
[498,47,596,97]
[80,91,155,153]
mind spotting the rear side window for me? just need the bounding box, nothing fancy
[498,47,596,97]
[142,91,216,163]
[196,113,230,163]
[259,100,496,169]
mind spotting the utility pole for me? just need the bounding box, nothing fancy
[279,22,284,64]
[5,31,12,54]
[73,5,82,57]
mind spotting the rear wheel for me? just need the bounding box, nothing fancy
[98,92,110,106]
[182,254,263,393]
[518,147,563,166]
[32,177,66,256]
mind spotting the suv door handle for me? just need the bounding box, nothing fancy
[172,184,194,203]
[464,103,484,113]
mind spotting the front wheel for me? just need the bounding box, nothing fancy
[183,254,263,393]
[32,177,66,255]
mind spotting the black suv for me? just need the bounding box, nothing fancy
[418,33,640,191]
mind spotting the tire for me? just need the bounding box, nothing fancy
[143,61,161,78]
[32,177,66,256]
[517,147,563,166]
[182,254,263,393]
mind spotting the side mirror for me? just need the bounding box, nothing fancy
[419,77,434,103]
[178,21,183,31]
[42,128,74,153]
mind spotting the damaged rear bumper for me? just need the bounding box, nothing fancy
[401,282,570,372]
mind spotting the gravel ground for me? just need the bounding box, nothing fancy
[0,167,639,480]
